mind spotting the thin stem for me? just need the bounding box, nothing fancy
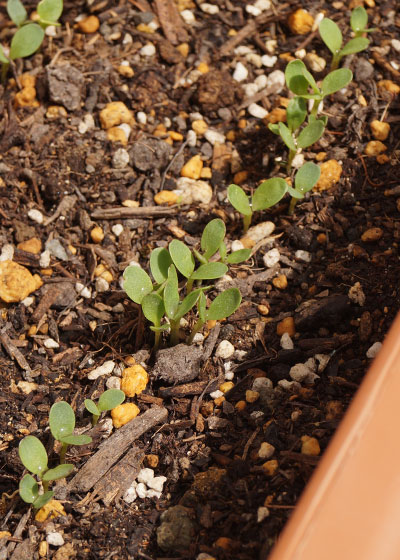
[330,53,340,71]
[310,99,322,118]
[286,149,297,174]
[42,480,49,492]
[169,320,180,346]
[187,318,205,344]
[153,329,161,352]
[243,212,252,233]
[288,197,298,215]
[186,278,194,293]
[1,63,9,85]
[59,443,68,464]
[92,414,100,426]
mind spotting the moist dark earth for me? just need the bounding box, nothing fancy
[0,0,399,559]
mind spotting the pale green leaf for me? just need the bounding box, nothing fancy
[60,434,92,446]
[163,265,179,319]
[32,491,53,509]
[169,239,195,278]
[49,401,75,441]
[201,219,226,259]
[252,178,288,211]
[286,96,307,132]
[0,45,9,64]
[19,436,48,476]
[123,265,153,304]
[294,162,321,194]
[226,248,251,264]
[150,247,172,284]
[339,37,369,57]
[10,24,44,60]
[142,292,165,326]
[321,68,352,96]
[37,0,63,24]
[277,122,297,151]
[227,184,252,216]
[206,288,241,321]
[98,389,125,412]
[42,463,74,481]
[190,262,227,280]
[319,18,342,54]
[350,6,368,33]
[174,289,201,321]
[297,119,325,148]
[7,0,27,27]
[19,474,39,504]
[84,399,99,416]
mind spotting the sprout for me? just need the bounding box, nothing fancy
[84,389,126,426]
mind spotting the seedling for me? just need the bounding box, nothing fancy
[0,0,63,81]
[228,178,288,232]
[85,389,125,426]
[286,162,321,214]
[123,220,246,346]
[18,435,74,508]
[350,6,375,38]
[49,401,92,463]
[269,59,352,171]
[319,14,370,71]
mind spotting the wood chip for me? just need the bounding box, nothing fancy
[91,206,179,219]
[67,406,168,493]
[154,0,189,45]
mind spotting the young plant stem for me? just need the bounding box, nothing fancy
[169,320,180,346]
[243,213,252,233]
[186,278,194,293]
[59,443,68,464]
[153,329,161,352]
[1,63,9,84]
[187,318,205,344]
[92,414,100,426]
[42,480,49,492]
[288,197,298,215]
[287,149,297,174]
[310,100,322,117]
[331,54,340,71]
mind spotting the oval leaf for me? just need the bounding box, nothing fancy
[226,248,251,264]
[268,123,280,135]
[142,292,165,326]
[7,0,27,27]
[294,162,321,194]
[10,24,44,60]
[37,0,63,24]
[297,120,325,149]
[98,389,125,412]
[42,463,74,482]
[49,401,75,440]
[123,265,153,304]
[286,96,307,132]
[321,68,353,96]
[0,45,9,64]
[190,262,228,280]
[319,18,342,54]
[277,122,296,151]
[252,178,288,211]
[19,474,38,504]
[206,288,241,321]
[339,37,369,57]
[163,265,179,319]
[201,219,226,259]
[227,184,252,216]
[287,186,304,199]
[33,491,54,509]
[285,60,309,94]
[174,289,202,321]
[84,399,99,416]
[169,239,195,278]
[350,6,368,32]
[198,291,207,322]
[19,436,48,476]
[150,247,172,284]
[60,434,92,446]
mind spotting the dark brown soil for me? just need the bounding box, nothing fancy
[1,0,400,559]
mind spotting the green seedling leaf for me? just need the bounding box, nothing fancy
[321,68,352,96]
[169,239,195,278]
[60,434,92,446]
[164,265,179,319]
[37,0,63,24]
[190,262,228,280]
[206,288,241,320]
[226,248,251,264]
[19,436,48,477]
[33,491,54,509]
[297,119,325,148]
[49,401,75,441]
[319,18,342,54]
[219,241,227,262]
[142,292,165,326]
[227,184,252,216]
[150,247,172,284]
[84,399,99,416]
[294,162,321,194]
[0,45,9,64]
[340,37,369,57]
[252,177,288,211]
[285,59,319,94]
[201,219,226,259]
[350,6,368,33]
[98,389,125,412]
[10,24,44,60]
[19,474,39,504]
[7,0,27,27]
[198,291,207,322]
[287,186,304,199]
[286,96,307,132]
[123,265,153,304]
[174,289,202,321]
[42,463,74,482]
[277,122,297,151]
[268,123,280,135]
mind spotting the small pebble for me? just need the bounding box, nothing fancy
[210,390,224,399]
[254,75,268,90]
[28,208,44,224]
[140,43,156,56]
[112,224,124,236]
[147,475,167,492]
[261,55,277,67]
[261,459,278,476]
[112,148,130,169]
[203,128,225,145]
[192,333,204,344]
[39,250,51,268]
[215,340,235,359]
[106,376,121,390]
[301,435,320,456]
[361,227,383,242]
[267,70,285,94]
[46,532,65,547]
[246,390,260,403]
[246,4,261,16]
[257,506,270,522]
[0,244,14,261]
[45,239,68,261]
[391,39,400,52]
[276,317,296,336]
[295,250,311,262]
[136,482,148,499]
[366,341,382,359]
[187,129,197,147]
[263,248,280,268]
[88,360,116,380]
[180,10,196,24]
[258,442,275,459]
[280,333,294,350]
[231,240,244,252]
[124,483,137,503]
[248,103,268,119]
[44,338,59,349]
[200,3,219,14]
[233,62,248,82]
[292,153,305,169]
[75,282,91,299]
[244,83,259,97]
